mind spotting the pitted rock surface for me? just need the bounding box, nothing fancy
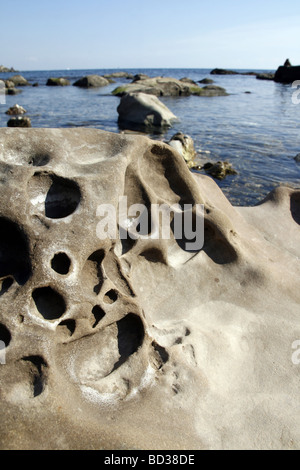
[0,128,299,450]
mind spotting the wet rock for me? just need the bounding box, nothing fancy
[180,77,198,85]
[199,78,214,84]
[274,64,300,83]
[132,73,150,82]
[168,132,196,168]
[7,116,31,127]
[73,75,110,88]
[8,75,30,86]
[5,104,27,115]
[294,153,300,162]
[117,92,177,131]
[256,73,275,81]
[46,77,70,86]
[198,160,238,179]
[210,68,239,75]
[103,71,133,79]
[112,76,226,97]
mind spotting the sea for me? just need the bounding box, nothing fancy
[0,67,300,207]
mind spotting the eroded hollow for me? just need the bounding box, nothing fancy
[113,313,144,371]
[0,217,32,285]
[45,175,81,219]
[58,319,76,337]
[51,252,71,275]
[32,286,66,320]
[291,192,300,225]
[22,356,47,397]
[0,323,11,347]
[103,289,118,304]
[29,154,50,167]
[92,305,106,328]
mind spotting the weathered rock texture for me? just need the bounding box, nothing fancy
[112,76,228,97]
[0,128,299,450]
[73,75,111,88]
[117,92,177,131]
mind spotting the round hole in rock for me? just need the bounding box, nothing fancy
[103,289,118,304]
[45,176,81,219]
[51,252,71,275]
[0,323,11,347]
[0,217,32,285]
[32,286,66,320]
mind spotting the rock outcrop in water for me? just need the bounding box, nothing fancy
[117,92,177,131]
[0,128,299,450]
[112,76,228,97]
[46,77,70,86]
[73,75,111,88]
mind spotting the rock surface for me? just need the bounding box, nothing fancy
[103,72,133,79]
[46,78,70,86]
[201,161,238,180]
[0,128,299,450]
[168,132,196,167]
[7,116,31,127]
[256,73,275,81]
[8,75,30,86]
[274,65,300,83]
[73,75,111,88]
[0,65,16,73]
[5,104,27,115]
[112,76,227,97]
[117,92,177,130]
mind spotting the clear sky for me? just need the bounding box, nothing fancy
[1,0,300,71]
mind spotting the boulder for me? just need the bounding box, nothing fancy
[168,132,196,168]
[0,65,16,73]
[8,75,30,86]
[199,78,214,84]
[294,153,300,162]
[0,128,299,450]
[132,73,150,82]
[210,68,239,75]
[5,104,27,115]
[200,161,237,179]
[103,71,133,79]
[7,116,31,127]
[112,76,226,97]
[274,65,300,83]
[46,77,70,86]
[117,92,177,130]
[6,88,22,95]
[256,73,275,81]
[4,80,15,89]
[180,77,198,85]
[73,75,110,88]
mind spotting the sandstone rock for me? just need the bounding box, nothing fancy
[117,92,177,130]
[0,65,16,73]
[256,73,275,81]
[199,78,214,84]
[112,76,226,97]
[73,75,110,88]
[274,65,300,83]
[8,75,30,86]
[132,73,150,82]
[7,116,31,127]
[4,80,15,89]
[46,77,70,86]
[200,161,237,179]
[168,132,196,168]
[5,104,27,115]
[0,128,299,450]
[103,71,133,79]
[210,68,238,75]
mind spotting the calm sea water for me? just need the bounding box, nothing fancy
[0,67,300,206]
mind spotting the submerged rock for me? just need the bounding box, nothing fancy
[73,75,110,88]
[7,116,31,127]
[294,153,300,162]
[117,92,177,130]
[5,104,27,115]
[210,68,239,75]
[0,128,299,450]
[46,77,70,86]
[199,78,214,84]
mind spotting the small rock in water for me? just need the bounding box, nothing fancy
[5,104,27,115]
[294,153,300,162]
[168,132,196,168]
[7,116,31,127]
[195,161,237,180]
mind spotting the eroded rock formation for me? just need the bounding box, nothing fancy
[0,128,299,450]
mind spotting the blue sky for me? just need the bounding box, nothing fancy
[1,0,300,70]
